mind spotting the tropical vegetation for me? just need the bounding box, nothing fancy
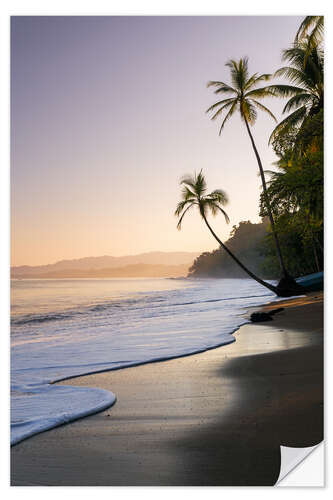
[295,16,324,63]
[176,16,324,293]
[260,20,324,278]
[266,41,323,144]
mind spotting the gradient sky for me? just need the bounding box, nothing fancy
[11,15,303,266]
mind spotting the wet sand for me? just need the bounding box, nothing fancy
[11,293,323,486]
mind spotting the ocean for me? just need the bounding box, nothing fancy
[11,277,279,445]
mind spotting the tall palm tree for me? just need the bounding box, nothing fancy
[266,42,324,145]
[175,171,278,294]
[206,58,294,288]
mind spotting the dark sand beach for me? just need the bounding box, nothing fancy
[11,293,323,486]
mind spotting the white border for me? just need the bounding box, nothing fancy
[1,0,331,496]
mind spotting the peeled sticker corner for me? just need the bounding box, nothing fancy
[277,442,324,486]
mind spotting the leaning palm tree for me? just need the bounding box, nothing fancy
[206,57,295,290]
[266,41,324,145]
[175,171,279,295]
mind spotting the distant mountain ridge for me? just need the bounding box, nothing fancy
[11,251,200,278]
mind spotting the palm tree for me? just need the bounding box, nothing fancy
[295,16,324,64]
[266,42,323,145]
[296,16,323,43]
[175,171,278,294]
[206,58,295,290]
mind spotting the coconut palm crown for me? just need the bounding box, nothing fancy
[266,41,324,144]
[295,15,324,59]
[206,57,276,135]
[175,170,230,230]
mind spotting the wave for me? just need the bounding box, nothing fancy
[11,312,78,326]
[11,290,273,327]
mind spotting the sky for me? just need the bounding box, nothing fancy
[11,15,304,266]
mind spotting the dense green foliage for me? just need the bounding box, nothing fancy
[259,30,324,279]
[266,42,323,144]
[295,16,324,62]
[259,108,323,277]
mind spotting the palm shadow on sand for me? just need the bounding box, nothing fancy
[171,338,323,486]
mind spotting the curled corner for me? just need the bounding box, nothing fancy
[276,443,323,485]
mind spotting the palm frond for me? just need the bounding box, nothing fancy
[206,97,235,114]
[306,22,324,52]
[180,175,197,192]
[225,59,240,89]
[243,72,258,91]
[251,73,272,85]
[274,66,314,90]
[214,86,237,96]
[182,189,196,206]
[245,86,275,99]
[211,102,235,121]
[204,199,218,216]
[295,16,323,42]
[282,46,308,66]
[208,189,229,205]
[206,81,236,95]
[269,106,307,144]
[250,99,277,122]
[207,100,235,121]
[244,73,272,91]
[218,100,238,135]
[203,199,230,223]
[265,84,306,99]
[282,93,313,114]
[215,205,230,224]
[238,57,249,90]
[295,16,315,40]
[264,169,283,177]
[176,203,195,230]
[225,57,249,91]
[174,198,194,217]
[287,29,323,69]
[195,170,207,197]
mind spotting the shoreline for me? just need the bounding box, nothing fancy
[11,292,323,486]
[10,281,283,448]
[48,292,321,386]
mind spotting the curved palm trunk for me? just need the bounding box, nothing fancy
[243,117,289,278]
[201,211,278,295]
